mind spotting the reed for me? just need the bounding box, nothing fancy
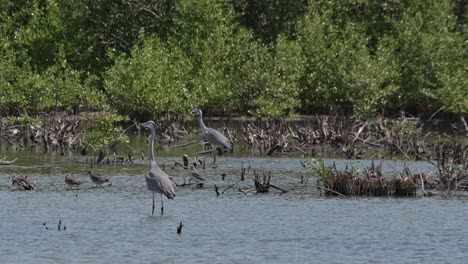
[303,159,417,196]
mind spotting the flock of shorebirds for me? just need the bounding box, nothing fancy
[9,170,109,191]
[5,107,233,216]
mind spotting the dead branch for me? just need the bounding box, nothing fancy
[270,184,288,193]
[315,185,347,197]
[169,139,200,150]
[222,180,242,194]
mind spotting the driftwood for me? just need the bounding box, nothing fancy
[253,171,271,193]
[169,139,200,150]
[222,180,242,194]
[270,184,288,194]
[0,157,18,165]
[177,222,184,235]
[315,185,346,197]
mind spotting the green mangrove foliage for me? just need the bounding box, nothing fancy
[81,111,129,161]
[0,0,466,117]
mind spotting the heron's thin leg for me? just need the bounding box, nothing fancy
[160,194,164,215]
[152,193,155,216]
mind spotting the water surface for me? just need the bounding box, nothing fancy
[0,146,467,263]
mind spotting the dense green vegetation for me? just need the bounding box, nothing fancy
[1,0,466,119]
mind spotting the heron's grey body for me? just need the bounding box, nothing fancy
[141,120,175,215]
[87,170,110,187]
[191,107,232,149]
[65,174,82,189]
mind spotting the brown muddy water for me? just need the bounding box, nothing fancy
[0,135,467,264]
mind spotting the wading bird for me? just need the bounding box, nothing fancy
[65,174,82,190]
[141,120,175,215]
[10,175,36,190]
[87,170,110,187]
[190,162,207,183]
[191,106,233,150]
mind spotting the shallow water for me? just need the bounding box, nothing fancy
[1,145,467,263]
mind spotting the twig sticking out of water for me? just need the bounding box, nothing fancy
[173,178,194,187]
[182,154,189,168]
[172,159,187,169]
[300,175,310,186]
[222,180,241,195]
[177,222,184,235]
[214,185,220,196]
[241,161,245,181]
[253,171,270,193]
[43,220,66,231]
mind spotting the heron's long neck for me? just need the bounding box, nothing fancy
[197,111,208,131]
[148,128,156,167]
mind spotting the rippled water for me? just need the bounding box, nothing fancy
[1,148,468,263]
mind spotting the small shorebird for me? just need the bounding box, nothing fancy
[65,174,82,189]
[140,120,176,215]
[10,175,36,190]
[87,170,110,187]
[190,162,207,183]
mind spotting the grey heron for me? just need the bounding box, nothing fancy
[140,120,175,215]
[191,107,233,150]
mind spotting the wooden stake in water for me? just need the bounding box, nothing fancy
[241,161,245,181]
[177,222,184,235]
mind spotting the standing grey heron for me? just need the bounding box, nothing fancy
[140,120,175,215]
[191,107,233,150]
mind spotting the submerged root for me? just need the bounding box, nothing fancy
[253,171,271,193]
